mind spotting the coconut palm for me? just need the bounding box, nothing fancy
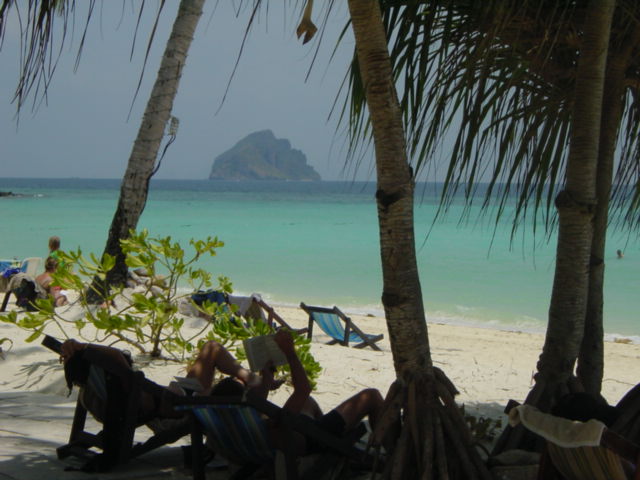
[94,0,204,296]
[329,0,640,460]
[351,0,640,396]
[343,1,492,478]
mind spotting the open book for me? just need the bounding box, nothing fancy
[173,376,205,394]
[243,334,289,372]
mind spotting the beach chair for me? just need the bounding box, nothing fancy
[508,403,640,480]
[252,298,307,334]
[41,336,189,472]
[300,302,383,351]
[176,392,370,480]
[20,257,42,277]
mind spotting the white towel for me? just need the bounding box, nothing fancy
[508,404,605,448]
[228,293,265,320]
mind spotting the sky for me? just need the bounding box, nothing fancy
[0,1,376,181]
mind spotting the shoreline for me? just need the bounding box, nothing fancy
[1,302,638,414]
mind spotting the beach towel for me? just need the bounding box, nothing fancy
[228,293,266,320]
[508,404,605,448]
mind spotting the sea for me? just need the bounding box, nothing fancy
[0,178,637,341]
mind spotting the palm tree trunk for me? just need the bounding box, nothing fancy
[89,0,204,300]
[530,0,614,403]
[578,24,639,396]
[494,0,615,455]
[347,1,491,478]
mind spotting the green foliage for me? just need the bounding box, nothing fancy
[460,405,503,443]
[0,230,321,388]
[208,315,322,389]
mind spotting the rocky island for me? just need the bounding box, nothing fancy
[209,130,321,181]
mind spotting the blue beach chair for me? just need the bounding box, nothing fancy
[300,303,383,351]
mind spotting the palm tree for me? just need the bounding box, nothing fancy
[530,0,614,407]
[91,0,204,298]
[368,0,639,386]
[0,1,203,299]
[345,1,491,478]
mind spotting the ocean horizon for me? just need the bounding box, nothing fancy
[1,177,637,342]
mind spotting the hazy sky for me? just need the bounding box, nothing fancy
[1,1,376,181]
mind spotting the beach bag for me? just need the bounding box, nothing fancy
[13,278,39,311]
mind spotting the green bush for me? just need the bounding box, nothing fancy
[1,230,321,387]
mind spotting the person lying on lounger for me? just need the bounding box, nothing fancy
[60,330,386,452]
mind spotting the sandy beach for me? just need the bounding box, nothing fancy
[1,301,639,479]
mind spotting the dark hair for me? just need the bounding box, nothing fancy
[210,377,244,396]
[552,392,619,427]
[49,236,61,250]
[44,256,58,272]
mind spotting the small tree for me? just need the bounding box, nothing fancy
[2,231,320,385]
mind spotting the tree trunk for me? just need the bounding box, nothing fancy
[347,1,491,478]
[494,0,615,454]
[578,24,639,396]
[89,0,204,301]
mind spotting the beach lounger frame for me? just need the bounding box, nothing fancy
[300,302,383,351]
[42,336,189,472]
[253,298,308,335]
[176,392,371,480]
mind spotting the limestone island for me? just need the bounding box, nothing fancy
[209,130,321,181]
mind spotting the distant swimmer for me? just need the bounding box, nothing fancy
[617,249,624,259]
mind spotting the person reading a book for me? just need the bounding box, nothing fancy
[212,330,387,451]
[269,330,386,453]
[60,332,386,451]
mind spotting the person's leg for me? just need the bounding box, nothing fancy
[187,340,258,392]
[301,395,323,419]
[332,388,384,431]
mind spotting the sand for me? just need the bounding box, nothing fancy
[1,299,639,479]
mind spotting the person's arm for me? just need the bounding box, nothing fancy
[273,330,311,414]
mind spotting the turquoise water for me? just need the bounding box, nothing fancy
[0,178,637,339]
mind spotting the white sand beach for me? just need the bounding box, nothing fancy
[1,301,639,479]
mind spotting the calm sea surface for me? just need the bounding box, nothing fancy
[0,178,637,340]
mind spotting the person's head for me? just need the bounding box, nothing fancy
[49,236,61,251]
[552,392,619,427]
[617,249,624,258]
[44,256,58,273]
[210,376,245,396]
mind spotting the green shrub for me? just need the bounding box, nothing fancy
[1,230,321,387]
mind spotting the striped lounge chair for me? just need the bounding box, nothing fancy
[177,393,370,480]
[41,336,189,472]
[300,302,383,351]
[508,404,640,480]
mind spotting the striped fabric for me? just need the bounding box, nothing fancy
[78,365,108,423]
[311,311,371,344]
[547,443,629,480]
[186,404,274,464]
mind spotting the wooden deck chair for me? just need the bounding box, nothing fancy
[42,336,189,472]
[300,302,383,351]
[508,403,640,480]
[252,298,307,334]
[176,393,370,480]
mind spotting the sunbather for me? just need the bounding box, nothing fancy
[36,256,68,306]
[60,331,385,452]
